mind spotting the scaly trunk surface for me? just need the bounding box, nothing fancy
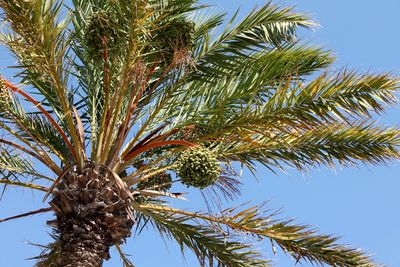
[48,162,134,267]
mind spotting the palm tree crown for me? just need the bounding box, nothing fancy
[0,0,399,266]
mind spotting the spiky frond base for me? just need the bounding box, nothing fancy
[49,162,134,266]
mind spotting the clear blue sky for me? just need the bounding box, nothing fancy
[1,1,399,266]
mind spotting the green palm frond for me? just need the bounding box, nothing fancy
[0,179,48,192]
[194,2,317,80]
[0,82,75,165]
[0,0,70,118]
[140,204,375,267]
[0,147,34,175]
[30,234,61,267]
[222,123,400,171]
[115,244,136,267]
[0,0,84,165]
[0,145,50,182]
[0,146,48,195]
[0,119,61,175]
[21,115,73,163]
[266,71,398,122]
[149,0,205,18]
[166,70,398,132]
[9,101,73,164]
[143,209,270,267]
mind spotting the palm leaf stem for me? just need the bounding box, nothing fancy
[126,164,176,187]
[4,113,67,165]
[0,163,53,181]
[109,64,160,167]
[0,122,60,174]
[93,36,112,163]
[124,140,195,163]
[119,61,181,161]
[0,207,52,224]
[0,179,48,192]
[5,81,77,161]
[0,138,61,175]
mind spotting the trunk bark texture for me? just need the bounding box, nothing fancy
[48,162,134,267]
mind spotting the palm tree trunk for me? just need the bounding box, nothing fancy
[49,162,134,266]
[58,224,108,267]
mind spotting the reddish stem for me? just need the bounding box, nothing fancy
[144,128,183,145]
[126,63,158,127]
[102,36,110,99]
[124,140,196,162]
[5,81,77,160]
[109,63,159,165]
[129,124,168,152]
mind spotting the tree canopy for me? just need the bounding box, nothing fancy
[0,0,399,266]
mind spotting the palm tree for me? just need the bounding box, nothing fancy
[0,0,399,266]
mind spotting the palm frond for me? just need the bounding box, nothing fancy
[166,70,398,133]
[222,123,400,171]
[0,87,73,163]
[0,138,59,174]
[0,142,54,196]
[194,2,317,80]
[31,234,61,267]
[143,208,270,267]
[0,0,68,117]
[14,113,73,164]
[0,207,52,224]
[0,0,85,165]
[115,244,136,267]
[140,204,376,267]
[0,179,48,192]
[261,71,399,123]
[0,146,35,179]
[4,81,77,160]
[0,120,61,175]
